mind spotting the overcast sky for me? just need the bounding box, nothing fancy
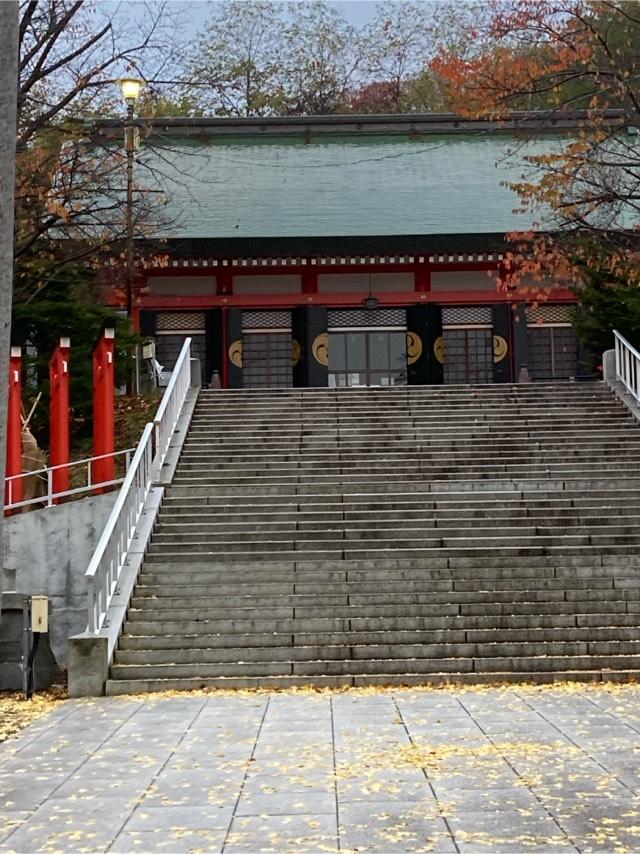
[181,0,380,32]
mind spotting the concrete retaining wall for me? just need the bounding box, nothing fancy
[2,492,116,666]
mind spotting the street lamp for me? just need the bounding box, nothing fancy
[118,77,144,316]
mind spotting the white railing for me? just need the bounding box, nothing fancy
[86,423,153,633]
[152,337,192,479]
[614,330,640,403]
[5,448,134,512]
[84,338,192,634]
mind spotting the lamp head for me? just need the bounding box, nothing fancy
[119,77,144,106]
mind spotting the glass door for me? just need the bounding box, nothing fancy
[328,330,407,387]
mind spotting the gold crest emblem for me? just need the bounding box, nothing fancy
[312,333,329,366]
[406,332,423,365]
[228,340,243,368]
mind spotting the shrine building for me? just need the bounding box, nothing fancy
[96,111,618,388]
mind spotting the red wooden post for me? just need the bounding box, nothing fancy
[92,328,116,486]
[49,337,71,500]
[5,347,23,509]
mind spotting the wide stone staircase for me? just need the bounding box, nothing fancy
[106,382,640,694]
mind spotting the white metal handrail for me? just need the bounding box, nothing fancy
[614,330,640,403]
[84,339,193,634]
[5,448,134,511]
[153,337,191,479]
[86,423,154,633]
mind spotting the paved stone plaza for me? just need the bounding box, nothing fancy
[3,686,640,852]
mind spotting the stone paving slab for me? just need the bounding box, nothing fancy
[4,685,640,852]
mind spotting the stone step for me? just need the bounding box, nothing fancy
[143,543,640,563]
[146,532,640,552]
[165,476,640,497]
[161,491,640,511]
[131,576,623,605]
[120,611,640,637]
[116,624,640,655]
[186,413,633,426]
[141,554,640,574]
[122,601,640,637]
[152,521,640,540]
[136,566,640,591]
[179,445,640,464]
[182,432,640,451]
[108,653,640,682]
[174,456,640,475]
[129,586,628,614]
[113,639,640,669]
[125,590,640,623]
[154,508,640,527]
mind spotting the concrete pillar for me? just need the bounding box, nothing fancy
[602,349,616,383]
[68,633,108,697]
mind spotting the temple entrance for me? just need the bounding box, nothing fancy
[327,308,408,388]
[441,306,494,384]
[526,306,578,380]
[328,329,407,387]
[242,310,293,388]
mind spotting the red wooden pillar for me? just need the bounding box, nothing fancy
[92,328,116,486]
[49,337,71,499]
[5,347,23,509]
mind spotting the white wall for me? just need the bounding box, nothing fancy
[431,271,498,292]
[318,272,414,293]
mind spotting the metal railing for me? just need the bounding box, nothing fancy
[86,423,153,633]
[614,330,640,403]
[5,449,134,511]
[84,338,192,634]
[152,337,192,479]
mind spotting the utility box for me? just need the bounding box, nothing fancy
[142,340,156,360]
[0,593,61,691]
[31,596,49,633]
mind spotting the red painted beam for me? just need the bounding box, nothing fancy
[138,289,576,310]
[5,347,22,509]
[92,328,116,487]
[49,337,71,500]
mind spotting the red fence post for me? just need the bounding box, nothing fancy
[5,346,23,509]
[49,337,71,501]
[92,328,116,487]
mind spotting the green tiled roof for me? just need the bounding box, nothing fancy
[143,131,559,239]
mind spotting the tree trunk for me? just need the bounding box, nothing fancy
[0,3,19,571]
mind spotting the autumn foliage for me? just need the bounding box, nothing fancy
[431,1,640,298]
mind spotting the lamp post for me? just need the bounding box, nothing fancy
[118,77,143,316]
